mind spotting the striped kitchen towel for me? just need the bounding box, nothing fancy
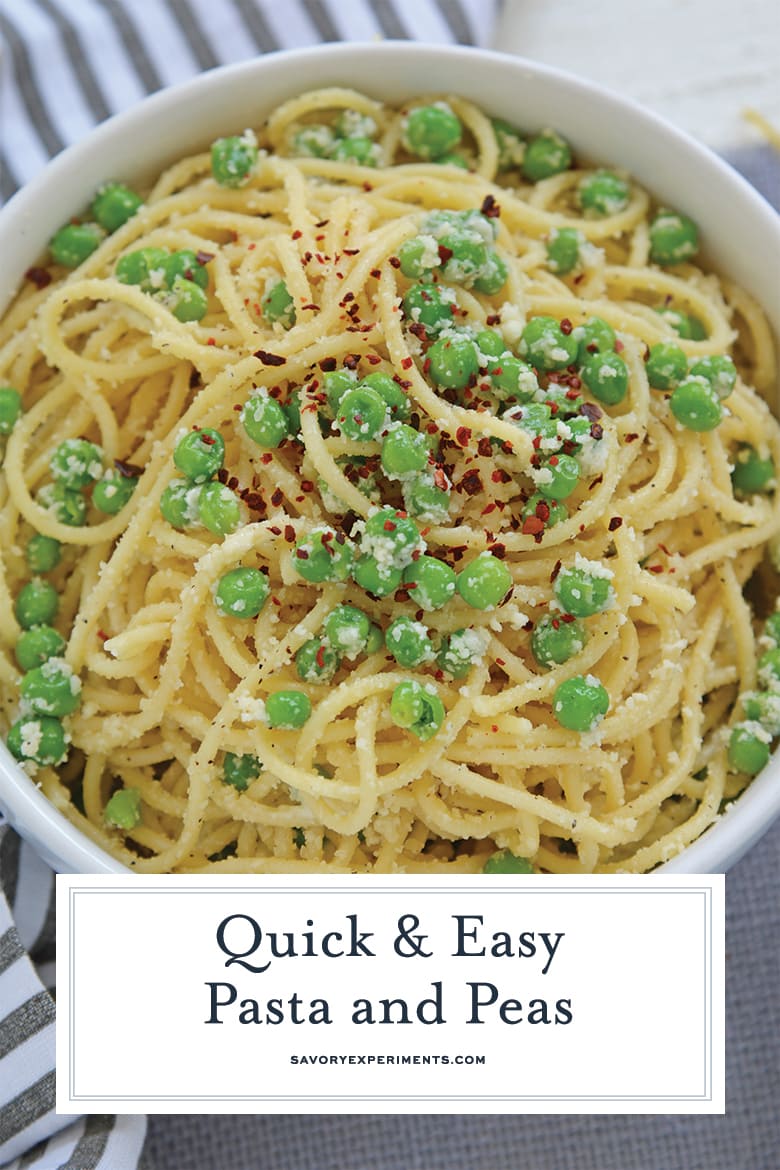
[0,3,501,1166]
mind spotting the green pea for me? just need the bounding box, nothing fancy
[727,723,770,775]
[472,251,508,296]
[646,342,688,390]
[457,551,512,610]
[91,182,143,232]
[93,470,137,514]
[475,329,506,359]
[7,715,68,766]
[50,438,104,489]
[505,401,559,441]
[334,110,377,139]
[402,282,457,335]
[492,117,525,171]
[670,376,722,431]
[535,453,580,500]
[159,479,199,529]
[689,355,737,400]
[333,136,379,166]
[483,850,534,874]
[36,482,87,527]
[398,236,438,280]
[296,636,341,683]
[649,210,699,266]
[166,275,208,323]
[438,233,489,286]
[283,388,302,435]
[353,554,403,597]
[20,658,81,717]
[164,249,210,291]
[385,616,435,668]
[323,604,371,658]
[519,316,578,372]
[0,387,22,435]
[323,369,358,412]
[435,152,469,169]
[522,130,572,182]
[174,428,224,483]
[241,392,289,448]
[575,316,616,360]
[266,689,312,729]
[104,787,142,829]
[403,103,462,160]
[211,133,258,187]
[553,673,610,731]
[381,424,429,477]
[544,227,580,276]
[390,679,445,740]
[15,578,59,629]
[427,334,480,390]
[758,648,780,685]
[654,306,707,341]
[261,279,296,328]
[292,124,337,158]
[26,533,61,574]
[116,247,168,287]
[361,507,423,571]
[214,567,269,619]
[223,752,262,792]
[49,221,104,268]
[197,481,243,536]
[731,445,775,495]
[402,555,456,611]
[531,615,587,668]
[581,350,629,406]
[365,623,383,654]
[402,474,451,524]
[293,527,354,583]
[437,627,489,679]
[522,493,567,529]
[763,612,780,647]
[742,691,780,736]
[578,170,630,216]
[554,563,614,617]
[488,354,538,402]
[359,372,410,422]
[336,386,387,441]
[15,625,66,672]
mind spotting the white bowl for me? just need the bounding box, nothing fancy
[1,42,779,874]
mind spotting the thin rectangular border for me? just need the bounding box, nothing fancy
[66,882,715,1104]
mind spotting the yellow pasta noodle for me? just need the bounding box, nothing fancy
[1,88,778,875]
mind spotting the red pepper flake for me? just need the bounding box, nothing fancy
[206,337,216,346]
[292,230,302,240]
[590,423,604,440]
[488,542,506,559]
[477,437,492,458]
[561,613,576,624]
[432,466,449,491]
[315,644,327,670]
[296,548,309,560]
[486,313,501,326]
[195,250,215,265]
[460,469,483,496]
[658,542,673,556]
[343,248,360,256]
[341,292,355,305]
[389,255,401,269]
[549,455,559,467]
[244,491,265,512]
[401,356,413,370]
[455,426,472,447]
[550,559,562,582]
[522,516,545,538]
[247,243,256,251]
[560,318,573,335]
[301,303,320,311]
[422,357,431,375]
[608,516,623,532]
[370,268,382,279]
[491,468,511,484]
[301,480,314,493]
[25,266,52,289]
[614,338,624,352]
[319,357,338,372]
[491,724,499,733]
[260,452,273,465]
[481,502,497,515]
[302,251,313,264]
[588,474,604,491]
[343,354,360,370]
[270,489,284,507]
[625,432,639,443]
[647,564,664,574]
[495,657,505,666]
[523,619,534,632]
[535,500,550,522]
[268,525,282,536]
[383,519,397,532]
[581,402,602,421]
[363,182,373,191]
[97,629,108,641]
[438,244,453,263]
[552,617,560,630]
[254,349,286,366]
[201,433,216,446]
[450,545,468,562]
[480,193,501,218]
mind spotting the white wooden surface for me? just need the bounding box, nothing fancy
[495,0,780,149]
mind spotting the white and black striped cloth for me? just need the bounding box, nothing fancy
[0,3,500,1165]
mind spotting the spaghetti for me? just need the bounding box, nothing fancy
[1,87,779,874]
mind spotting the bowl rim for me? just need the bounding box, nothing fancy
[1,40,780,875]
